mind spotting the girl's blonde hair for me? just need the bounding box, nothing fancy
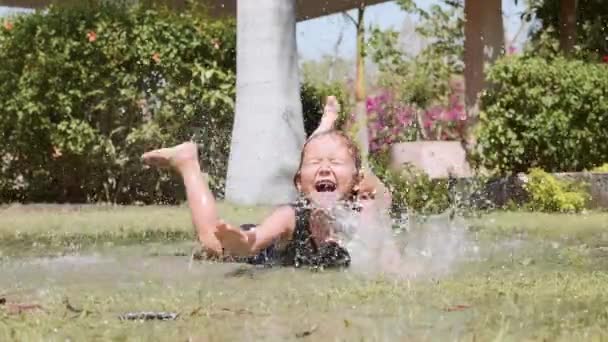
[292,130,363,200]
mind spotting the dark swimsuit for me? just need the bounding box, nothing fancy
[240,198,352,269]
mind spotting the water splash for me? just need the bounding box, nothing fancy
[397,213,480,278]
[328,204,480,279]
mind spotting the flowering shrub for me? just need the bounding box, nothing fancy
[365,83,466,154]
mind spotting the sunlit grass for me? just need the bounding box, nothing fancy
[2,205,608,340]
[0,203,271,255]
[469,210,608,242]
[0,202,271,235]
[2,262,608,341]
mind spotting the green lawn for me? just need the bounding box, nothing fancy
[0,203,270,256]
[1,205,608,341]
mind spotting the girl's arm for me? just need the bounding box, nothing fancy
[358,170,392,213]
[215,206,296,256]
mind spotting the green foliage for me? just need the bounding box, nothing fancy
[590,164,608,173]
[0,3,236,203]
[300,56,354,88]
[366,0,465,149]
[386,168,451,215]
[525,168,589,213]
[369,0,464,109]
[369,154,450,215]
[300,81,351,137]
[527,0,608,60]
[476,56,608,174]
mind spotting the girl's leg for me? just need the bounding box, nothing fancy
[142,142,223,256]
[310,96,339,137]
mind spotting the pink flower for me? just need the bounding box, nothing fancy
[86,31,97,42]
[3,21,14,31]
[396,109,413,126]
[442,110,454,121]
[366,97,378,112]
[426,107,442,121]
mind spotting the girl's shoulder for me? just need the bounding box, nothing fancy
[262,202,301,233]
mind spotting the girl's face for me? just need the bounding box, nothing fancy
[296,135,358,207]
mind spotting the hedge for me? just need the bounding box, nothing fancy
[0,3,342,204]
[476,56,608,174]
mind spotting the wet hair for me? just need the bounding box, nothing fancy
[292,130,363,199]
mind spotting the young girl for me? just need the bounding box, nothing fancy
[141,98,391,269]
[312,96,392,211]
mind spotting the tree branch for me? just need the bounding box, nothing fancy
[342,11,358,26]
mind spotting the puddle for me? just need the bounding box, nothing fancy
[1,251,242,290]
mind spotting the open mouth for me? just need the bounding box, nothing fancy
[315,180,337,192]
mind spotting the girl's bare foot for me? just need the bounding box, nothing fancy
[311,96,340,138]
[141,142,198,170]
[322,96,340,128]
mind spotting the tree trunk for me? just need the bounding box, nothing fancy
[463,0,504,150]
[353,7,369,165]
[559,0,577,55]
[225,0,305,205]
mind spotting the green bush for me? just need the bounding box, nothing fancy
[525,168,589,213]
[300,81,350,137]
[590,164,608,173]
[0,3,236,203]
[369,153,451,216]
[476,56,608,174]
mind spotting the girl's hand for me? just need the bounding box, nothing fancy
[215,221,249,256]
[358,170,392,212]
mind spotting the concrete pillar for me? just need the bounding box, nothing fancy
[464,0,504,111]
[464,0,483,114]
[464,0,505,108]
[481,0,505,65]
[225,0,305,205]
[463,0,504,152]
[559,0,577,54]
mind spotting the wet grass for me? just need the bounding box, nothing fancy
[0,203,270,256]
[1,205,608,340]
[2,257,608,341]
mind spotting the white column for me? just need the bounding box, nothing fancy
[225,0,305,205]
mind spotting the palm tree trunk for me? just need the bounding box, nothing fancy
[225,0,305,205]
